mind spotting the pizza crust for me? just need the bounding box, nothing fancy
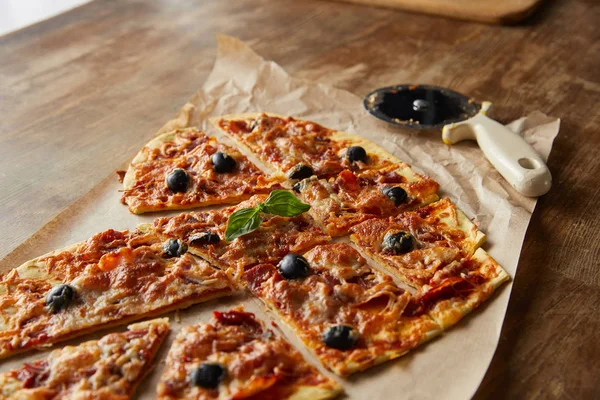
[0,318,169,399]
[121,127,281,214]
[0,228,234,359]
[423,248,510,329]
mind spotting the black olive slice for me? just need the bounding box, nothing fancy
[166,168,189,193]
[211,152,236,173]
[46,284,75,313]
[163,239,188,258]
[322,325,358,350]
[346,146,367,163]
[189,232,221,246]
[277,254,310,280]
[381,186,408,206]
[190,363,226,389]
[382,231,413,255]
[287,164,313,180]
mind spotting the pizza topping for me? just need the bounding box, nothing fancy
[213,309,262,328]
[158,308,340,399]
[165,168,189,193]
[287,163,314,180]
[189,232,221,246]
[190,363,227,389]
[322,325,358,350]
[382,231,414,255]
[277,253,310,280]
[346,146,367,163]
[45,284,75,313]
[162,239,188,258]
[212,151,237,173]
[292,181,303,193]
[225,191,312,242]
[382,186,408,206]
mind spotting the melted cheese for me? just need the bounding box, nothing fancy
[243,243,442,376]
[122,128,281,214]
[299,166,439,236]
[157,308,341,400]
[0,318,168,398]
[0,228,233,358]
[152,195,331,276]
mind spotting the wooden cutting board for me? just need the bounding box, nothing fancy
[326,0,544,24]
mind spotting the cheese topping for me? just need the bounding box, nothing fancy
[243,243,442,376]
[157,308,341,400]
[0,228,233,358]
[216,114,395,178]
[152,195,331,275]
[0,318,168,399]
[121,128,281,214]
[299,166,439,236]
[350,198,484,288]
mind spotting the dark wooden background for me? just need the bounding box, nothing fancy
[0,0,598,398]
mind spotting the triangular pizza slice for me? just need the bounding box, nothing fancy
[157,308,341,399]
[120,127,282,214]
[0,226,234,359]
[0,318,169,399]
[211,113,403,180]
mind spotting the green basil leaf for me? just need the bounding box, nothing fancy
[225,206,263,242]
[262,190,311,217]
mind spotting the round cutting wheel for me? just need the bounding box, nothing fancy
[364,84,480,130]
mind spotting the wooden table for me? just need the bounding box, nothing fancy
[0,0,598,397]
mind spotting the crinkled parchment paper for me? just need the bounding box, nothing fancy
[0,35,559,399]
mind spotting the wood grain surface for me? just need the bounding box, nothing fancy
[0,0,598,398]
[326,0,543,24]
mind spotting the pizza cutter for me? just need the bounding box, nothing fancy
[364,84,551,197]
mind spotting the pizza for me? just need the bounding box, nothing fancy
[350,197,486,288]
[151,194,331,276]
[405,247,509,329]
[0,318,168,399]
[156,307,342,400]
[243,243,443,376]
[0,226,233,359]
[119,128,282,214]
[295,165,439,236]
[212,113,400,180]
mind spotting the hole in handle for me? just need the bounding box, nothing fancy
[518,157,539,170]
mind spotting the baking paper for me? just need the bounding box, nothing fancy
[0,35,560,399]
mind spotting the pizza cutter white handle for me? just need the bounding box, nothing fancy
[442,102,552,197]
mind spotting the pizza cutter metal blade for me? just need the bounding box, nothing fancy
[364,84,551,197]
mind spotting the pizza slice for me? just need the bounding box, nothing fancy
[350,197,486,288]
[243,243,443,376]
[211,113,400,180]
[156,308,342,400]
[296,165,439,236]
[119,127,282,214]
[0,318,169,399]
[404,248,510,329]
[151,194,331,276]
[0,226,234,359]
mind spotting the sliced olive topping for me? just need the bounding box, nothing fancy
[346,146,367,163]
[322,325,358,350]
[287,164,313,180]
[166,168,189,193]
[162,239,188,258]
[190,363,226,389]
[189,232,221,246]
[382,231,413,255]
[211,152,236,173]
[277,253,310,280]
[292,181,302,193]
[382,186,408,206]
[46,284,75,313]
